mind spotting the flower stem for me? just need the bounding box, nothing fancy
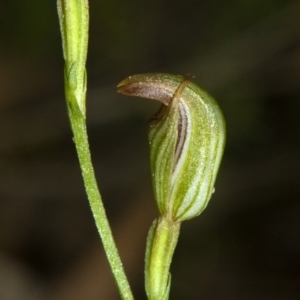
[57,0,134,299]
[145,216,181,300]
[67,104,134,300]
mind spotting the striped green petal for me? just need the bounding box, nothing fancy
[118,73,225,221]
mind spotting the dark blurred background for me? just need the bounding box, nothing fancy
[0,0,300,299]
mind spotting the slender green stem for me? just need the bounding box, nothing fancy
[145,216,181,300]
[67,102,134,300]
[57,1,134,298]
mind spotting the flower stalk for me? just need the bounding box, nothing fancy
[57,1,134,299]
[145,217,180,300]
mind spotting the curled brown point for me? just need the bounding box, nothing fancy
[117,73,186,106]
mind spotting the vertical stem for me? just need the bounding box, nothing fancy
[57,1,134,298]
[145,216,181,300]
[68,105,134,300]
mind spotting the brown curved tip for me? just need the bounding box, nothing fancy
[117,73,185,105]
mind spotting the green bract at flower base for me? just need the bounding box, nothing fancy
[118,73,226,300]
[57,0,88,115]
